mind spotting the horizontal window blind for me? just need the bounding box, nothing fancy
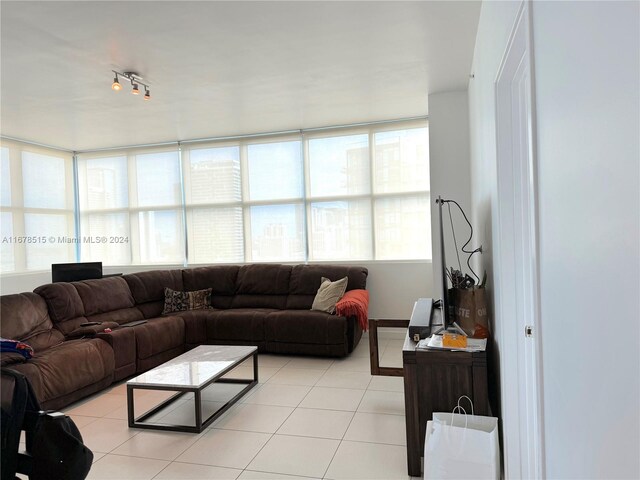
[0,140,75,273]
[2,118,430,273]
[77,146,184,266]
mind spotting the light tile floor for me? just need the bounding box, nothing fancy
[58,332,416,479]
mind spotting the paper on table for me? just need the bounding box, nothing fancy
[417,335,487,352]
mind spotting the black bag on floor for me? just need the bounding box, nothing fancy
[1,368,93,480]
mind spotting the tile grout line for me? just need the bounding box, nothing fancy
[238,356,333,475]
[128,355,294,478]
[85,347,406,478]
[320,371,372,479]
[236,356,348,479]
[147,362,279,477]
[243,469,318,480]
[235,358,301,478]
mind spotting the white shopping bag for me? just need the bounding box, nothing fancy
[424,396,500,480]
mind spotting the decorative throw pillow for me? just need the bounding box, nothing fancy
[311,276,348,314]
[162,287,213,314]
[0,338,34,359]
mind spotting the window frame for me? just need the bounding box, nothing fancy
[1,118,430,273]
[77,146,185,266]
[0,140,75,273]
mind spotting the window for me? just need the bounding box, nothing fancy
[245,140,305,262]
[305,123,430,261]
[77,147,184,266]
[372,127,431,259]
[76,121,429,267]
[183,144,243,264]
[308,134,370,198]
[0,141,75,273]
[374,195,430,260]
[309,200,372,260]
[77,155,130,265]
[307,133,372,260]
[3,119,429,273]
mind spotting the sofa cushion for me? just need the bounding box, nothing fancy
[182,265,239,295]
[284,294,316,310]
[33,283,86,325]
[230,294,288,309]
[206,309,272,343]
[236,264,292,295]
[74,277,135,315]
[133,316,185,360]
[124,269,184,305]
[136,301,165,319]
[11,338,114,406]
[265,310,347,345]
[287,265,368,310]
[173,309,217,346]
[0,292,65,351]
[289,265,368,294]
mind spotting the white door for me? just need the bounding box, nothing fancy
[494,2,544,478]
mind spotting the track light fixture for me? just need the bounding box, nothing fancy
[111,74,121,91]
[111,70,151,100]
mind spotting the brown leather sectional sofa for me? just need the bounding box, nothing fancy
[0,264,367,410]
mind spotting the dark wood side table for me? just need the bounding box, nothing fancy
[402,331,489,477]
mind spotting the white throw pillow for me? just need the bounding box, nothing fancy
[311,276,348,314]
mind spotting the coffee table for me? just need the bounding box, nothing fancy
[127,345,258,433]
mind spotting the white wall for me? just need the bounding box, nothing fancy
[467,0,522,446]
[0,261,433,320]
[531,1,640,478]
[428,90,473,298]
[469,1,640,478]
[364,261,433,319]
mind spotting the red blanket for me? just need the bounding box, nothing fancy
[335,289,369,332]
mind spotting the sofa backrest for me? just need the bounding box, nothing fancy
[286,264,368,310]
[29,264,368,328]
[76,277,143,324]
[182,265,239,309]
[123,269,183,318]
[0,292,64,351]
[34,282,88,336]
[35,277,143,334]
[231,264,292,309]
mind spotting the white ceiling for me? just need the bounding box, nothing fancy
[1,1,481,151]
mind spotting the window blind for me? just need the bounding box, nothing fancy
[3,119,430,273]
[0,140,75,273]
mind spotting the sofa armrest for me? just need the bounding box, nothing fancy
[95,328,136,380]
[66,322,120,339]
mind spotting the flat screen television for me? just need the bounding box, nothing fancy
[51,262,103,283]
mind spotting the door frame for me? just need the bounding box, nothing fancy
[494,2,545,478]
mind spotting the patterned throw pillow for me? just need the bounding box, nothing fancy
[162,287,213,314]
[311,276,348,314]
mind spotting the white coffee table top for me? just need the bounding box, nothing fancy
[127,345,257,388]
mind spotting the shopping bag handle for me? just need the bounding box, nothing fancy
[451,405,469,430]
[457,395,474,416]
